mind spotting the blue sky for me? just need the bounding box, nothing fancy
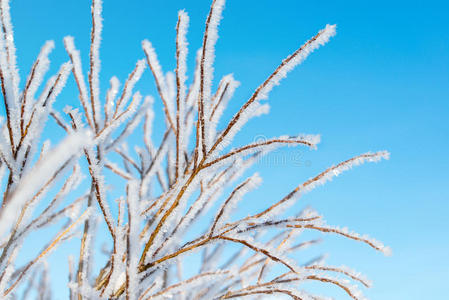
[7,0,449,299]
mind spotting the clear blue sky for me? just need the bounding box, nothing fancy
[8,0,449,299]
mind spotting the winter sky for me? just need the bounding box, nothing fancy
[8,0,448,298]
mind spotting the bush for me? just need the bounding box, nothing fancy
[0,0,389,298]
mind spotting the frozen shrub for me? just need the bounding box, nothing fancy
[0,0,389,299]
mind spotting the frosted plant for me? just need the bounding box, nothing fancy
[0,0,390,299]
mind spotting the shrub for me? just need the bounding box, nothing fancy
[0,0,389,298]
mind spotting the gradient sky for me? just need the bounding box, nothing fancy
[7,0,449,299]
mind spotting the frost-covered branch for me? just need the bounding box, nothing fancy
[0,0,390,299]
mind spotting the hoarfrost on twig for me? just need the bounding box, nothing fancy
[0,0,390,299]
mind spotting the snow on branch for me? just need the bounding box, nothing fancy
[250,151,390,220]
[208,24,336,156]
[64,36,95,130]
[0,130,91,238]
[175,10,189,180]
[0,0,390,299]
[89,0,103,132]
